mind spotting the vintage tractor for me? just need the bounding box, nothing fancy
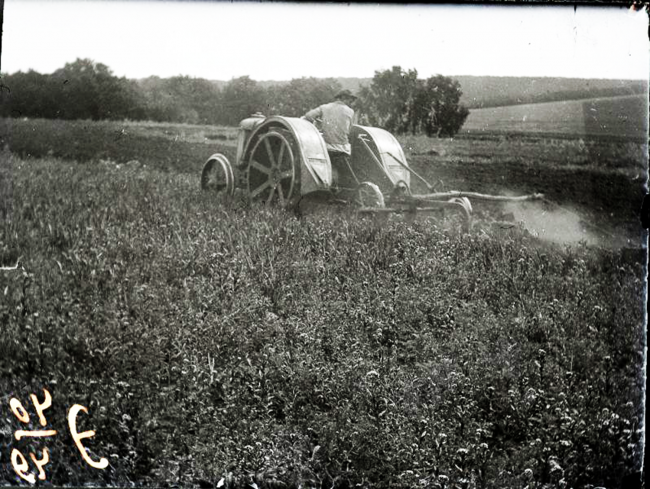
[200,113,543,229]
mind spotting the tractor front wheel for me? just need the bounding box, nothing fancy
[201,153,235,196]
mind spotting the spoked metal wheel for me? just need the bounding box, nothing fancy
[392,180,411,198]
[247,131,299,207]
[201,153,235,195]
[444,197,473,232]
[355,181,385,208]
[355,181,388,224]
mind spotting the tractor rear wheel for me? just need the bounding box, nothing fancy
[247,131,299,207]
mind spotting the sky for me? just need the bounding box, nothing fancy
[1,1,648,82]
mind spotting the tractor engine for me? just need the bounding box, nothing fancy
[235,113,266,166]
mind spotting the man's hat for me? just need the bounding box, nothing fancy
[335,89,357,101]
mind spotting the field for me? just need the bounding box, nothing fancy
[2,117,645,245]
[462,94,648,141]
[0,117,647,488]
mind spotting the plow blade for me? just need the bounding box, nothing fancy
[411,191,544,202]
[357,198,473,231]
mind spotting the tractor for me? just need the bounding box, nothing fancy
[201,113,543,229]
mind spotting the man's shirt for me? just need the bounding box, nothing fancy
[304,100,355,155]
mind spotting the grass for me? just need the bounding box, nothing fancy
[0,118,647,488]
[2,117,646,232]
[0,118,238,174]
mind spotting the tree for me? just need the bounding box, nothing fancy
[357,66,419,134]
[265,77,342,117]
[138,76,222,124]
[419,75,470,137]
[219,76,265,126]
[138,76,180,122]
[358,66,470,137]
[181,77,222,124]
[52,58,144,120]
[0,70,62,119]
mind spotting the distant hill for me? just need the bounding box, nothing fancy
[208,75,646,109]
[210,77,372,92]
[462,93,648,140]
[455,76,646,109]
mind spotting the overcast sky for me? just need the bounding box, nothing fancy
[1,1,648,81]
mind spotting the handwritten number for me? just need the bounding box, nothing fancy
[68,404,109,470]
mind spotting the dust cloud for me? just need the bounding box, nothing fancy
[502,200,600,247]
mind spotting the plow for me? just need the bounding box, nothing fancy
[201,114,543,229]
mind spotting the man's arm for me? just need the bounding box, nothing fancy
[302,105,323,122]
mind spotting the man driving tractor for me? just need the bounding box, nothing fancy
[302,89,359,189]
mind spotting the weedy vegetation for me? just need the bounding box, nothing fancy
[0,118,646,488]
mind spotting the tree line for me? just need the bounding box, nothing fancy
[0,59,469,137]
